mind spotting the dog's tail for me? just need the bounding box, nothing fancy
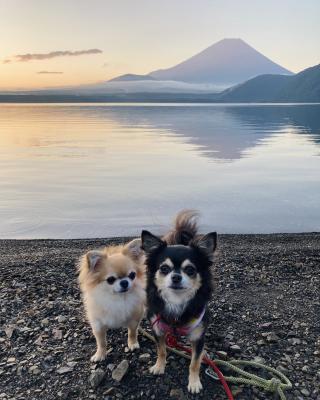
[163,209,199,245]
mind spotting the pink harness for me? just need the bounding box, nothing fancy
[151,308,206,337]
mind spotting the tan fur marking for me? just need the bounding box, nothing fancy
[188,272,202,291]
[160,258,174,268]
[150,335,167,375]
[181,259,196,268]
[188,341,203,393]
[91,326,107,362]
[127,317,140,350]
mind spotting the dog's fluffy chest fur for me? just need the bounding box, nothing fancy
[85,285,145,330]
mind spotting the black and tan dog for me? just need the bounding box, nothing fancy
[141,210,217,393]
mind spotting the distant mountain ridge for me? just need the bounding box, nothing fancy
[1,57,319,103]
[220,75,292,102]
[112,38,292,86]
[219,64,320,102]
[0,62,319,103]
[277,64,320,102]
[109,73,156,82]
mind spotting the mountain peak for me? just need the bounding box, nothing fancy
[216,38,245,43]
[150,38,292,86]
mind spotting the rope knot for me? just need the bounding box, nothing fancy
[267,377,281,392]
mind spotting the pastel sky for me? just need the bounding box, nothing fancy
[1,0,319,89]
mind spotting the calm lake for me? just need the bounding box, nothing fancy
[0,103,319,239]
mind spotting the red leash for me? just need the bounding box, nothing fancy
[165,334,234,400]
[151,315,234,399]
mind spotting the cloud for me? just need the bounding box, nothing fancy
[8,49,102,63]
[37,71,64,74]
[3,59,11,64]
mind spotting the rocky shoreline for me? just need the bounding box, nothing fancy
[0,233,319,399]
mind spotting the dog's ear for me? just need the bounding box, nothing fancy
[86,250,105,271]
[192,232,217,257]
[123,238,144,260]
[141,230,165,254]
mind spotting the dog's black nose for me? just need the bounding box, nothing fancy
[171,273,182,284]
[120,279,129,289]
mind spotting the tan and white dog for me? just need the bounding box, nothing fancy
[78,239,146,362]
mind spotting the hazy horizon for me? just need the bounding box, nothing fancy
[0,0,320,90]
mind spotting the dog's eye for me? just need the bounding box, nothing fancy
[184,265,196,276]
[106,276,116,285]
[128,271,136,280]
[159,264,171,275]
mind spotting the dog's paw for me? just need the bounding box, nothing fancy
[90,351,107,362]
[149,363,165,375]
[188,377,203,394]
[128,341,140,351]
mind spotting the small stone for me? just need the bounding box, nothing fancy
[57,315,67,323]
[4,325,15,338]
[67,361,77,368]
[283,354,292,363]
[216,351,228,360]
[230,344,241,352]
[288,338,301,345]
[139,353,151,363]
[112,360,129,382]
[34,335,43,346]
[52,329,63,340]
[300,388,310,396]
[7,357,16,364]
[302,365,309,372]
[89,368,106,388]
[29,365,40,375]
[169,388,184,399]
[267,332,280,343]
[260,322,272,329]
[103,387,115,395]
[231,386,243,396]
[253,356,265,364]
[257,339,265,346]
[41,318,49,326]
[17,366,24,376]
[107,364,115,371]
[57,366,73,374]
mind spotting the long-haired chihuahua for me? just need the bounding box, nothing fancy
[78,239,145,362]
[141,210,217,393]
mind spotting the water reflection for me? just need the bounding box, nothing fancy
[101,104,320,160]
[1,104,320,161]
[0,103,319,238]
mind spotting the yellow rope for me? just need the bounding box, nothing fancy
[139,328,292,400]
